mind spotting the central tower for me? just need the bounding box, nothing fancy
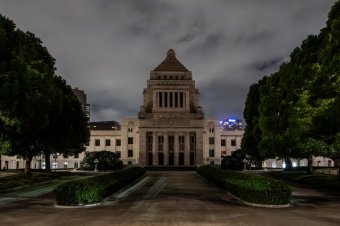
[136,49,205,167]
[138,49,204,120]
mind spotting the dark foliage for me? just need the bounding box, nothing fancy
[80,151,123,171]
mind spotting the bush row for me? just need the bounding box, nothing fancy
[54,166,145,206]
[197,165,292,205]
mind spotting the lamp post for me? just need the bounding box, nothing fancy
[243,159,248,171]
[94,159,99,172]
[53,154,59,172]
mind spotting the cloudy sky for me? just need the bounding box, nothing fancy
[0,0,336,122]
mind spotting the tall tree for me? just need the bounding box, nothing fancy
[242,77,267,166]
[0,15,89,174]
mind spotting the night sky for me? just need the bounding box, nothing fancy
[0,0,336,122]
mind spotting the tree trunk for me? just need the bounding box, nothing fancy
[285,157,292,171]
[44,152,51,171]
[307,157,313,174]
[25,155,33,175]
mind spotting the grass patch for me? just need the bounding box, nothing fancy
[265,171,340,190]
[0,172,61,191]
[198,165,292,205]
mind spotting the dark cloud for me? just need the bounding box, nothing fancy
[0,0,336,122]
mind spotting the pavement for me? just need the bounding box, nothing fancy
[0,171,340,226]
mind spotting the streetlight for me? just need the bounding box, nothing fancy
[53,153,59,172]
[94,159,99,172]
[242,159,248,171]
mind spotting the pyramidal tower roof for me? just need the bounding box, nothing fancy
[153,49,189,72]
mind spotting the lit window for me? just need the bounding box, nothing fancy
[272,162,276,168]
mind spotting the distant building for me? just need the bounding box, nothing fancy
[219,117,243,131]
[73,87,90,121]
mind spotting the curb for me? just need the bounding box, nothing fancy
[225,192,291,208]
[55,202,102,209]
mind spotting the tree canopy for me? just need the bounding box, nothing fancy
[0,14,89,174]
[242,0,340,173]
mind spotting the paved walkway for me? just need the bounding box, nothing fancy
[0,171,340,226]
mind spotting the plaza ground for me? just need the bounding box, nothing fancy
[0,171,340,226]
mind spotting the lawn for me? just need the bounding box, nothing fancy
[0,171,92,192]
[265,171,340,190]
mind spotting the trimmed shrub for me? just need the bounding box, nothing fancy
[221,149,246,171]
[80,151,123,171]
[54,166,145,206]
[198,165,291,205]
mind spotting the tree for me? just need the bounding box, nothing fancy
[0,14,89,174]
[42,76,89,171]
[221,149,246,171]
[243,0,340,174]
[80,151,123,171]
[241,78,267,166]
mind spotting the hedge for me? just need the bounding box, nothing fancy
[54,166,145,206]
[197,165,292,205]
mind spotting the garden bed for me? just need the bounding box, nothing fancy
[197,165,292,206]
[54,166,145,206]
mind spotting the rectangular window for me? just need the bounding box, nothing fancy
[159,92,163,107]
[175,92,178,107]
[158,136,164,152]
[164,92,168,107]
[209,137,214,145]
[170,92,173,107]
[158,153,164,165]
[190,152,195,165]
[105,139,111,146]
[179,135,185,152]
[116,139,121,146]
[128,137,133,144]
[231,138,236,146]
[179,152,184,165]
[85,140,90,146]
[168,135,174,152]
[128,149,133,157]
[190,135,195,152]
[180,92,183,107]
[95,139,100,146]
[147,132,153,152]
[74,153,79,159]
[221,139,226,146]
[209,149,215,157]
